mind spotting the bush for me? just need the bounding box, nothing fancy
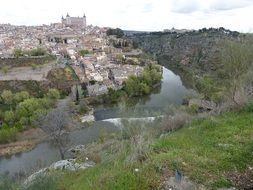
[4,110,15,124]
[46,89,60,99]
[13,48,23,58]
[1,90,14,106]
[14,91,30,104]
[28,48,47,56]
[1,66,9,74]
[0,128,18,144]
[161,112,190,133]
[244,101,253,112]
[78,49,90,56]
[31,63,37,70]
[23,175,58,190]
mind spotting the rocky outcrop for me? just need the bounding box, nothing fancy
[81,109,95,123]
[50,159,94,171]
[24,158,94,186]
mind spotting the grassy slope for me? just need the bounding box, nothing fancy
[153,111,253,188]
[57,110,253,189]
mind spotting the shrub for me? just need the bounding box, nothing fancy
[46,89,60,100]
[161,112,190,133]
[4,110,15,124]
[14,91,30,104]
[31,63,37,70]
[29,47,47,56]
[126,134,151,163]
[1,90,14,106]
[0,128,18,144]
[78,49,90,56]
[1,66,9,74]
[13,48,23,58]
[187,104,199,114]
[244,100,253,112]
[23,175,58,190]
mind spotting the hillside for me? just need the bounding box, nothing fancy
[19,107,253,190]
[132,28,240,73]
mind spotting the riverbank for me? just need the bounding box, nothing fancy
[0,128,46,157]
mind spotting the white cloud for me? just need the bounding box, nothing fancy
[0,0,253,32]
[171,0,200,13]
[210,0,253,11]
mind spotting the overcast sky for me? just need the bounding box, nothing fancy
[0,0,253,32]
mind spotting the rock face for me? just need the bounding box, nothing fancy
[132,28,240,74]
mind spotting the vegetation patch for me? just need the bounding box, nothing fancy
[0,89,60,145]
[152,110,253,188]
[47,108,253,190]
[102,64,162,104]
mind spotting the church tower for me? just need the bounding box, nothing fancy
[83,13,87,28]
[66,13,71,25]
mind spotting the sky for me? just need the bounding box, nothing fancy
[0,0,253,32]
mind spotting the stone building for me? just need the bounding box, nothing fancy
[62,13,86,29]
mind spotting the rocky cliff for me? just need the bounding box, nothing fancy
[133,28,241,74]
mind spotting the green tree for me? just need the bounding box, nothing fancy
[4,110,15,124]
[106,28,124,38]
[13,48,23,58]
[124,75,137,97]
[14,91,30,104]
[16,98,41,122]
[1,90,14,106]
[46,89,60,99]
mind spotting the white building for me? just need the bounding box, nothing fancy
[62,13,86,29]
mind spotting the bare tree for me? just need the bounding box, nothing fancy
[37,104,70,159]
[220,40,253,106]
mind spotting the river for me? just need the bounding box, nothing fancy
[0,67,189,177]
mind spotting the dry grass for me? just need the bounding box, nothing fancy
[160,112,191,133]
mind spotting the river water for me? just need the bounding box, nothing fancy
[0,67,189,177]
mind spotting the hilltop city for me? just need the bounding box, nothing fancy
[0,14,151,96]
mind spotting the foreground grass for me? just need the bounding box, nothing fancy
[56,110,253,189]
[152,111,253,188]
